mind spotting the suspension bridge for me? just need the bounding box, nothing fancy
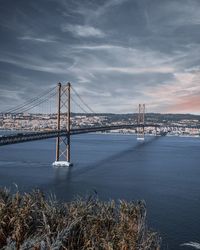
[0,82,199,166]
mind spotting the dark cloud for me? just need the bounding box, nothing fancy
[0,0,200,113]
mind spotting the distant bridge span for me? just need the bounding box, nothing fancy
[0,124,158,146]
[0,123,199,147]
[1,82,199,166]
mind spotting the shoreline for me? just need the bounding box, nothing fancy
[0,129,199,138]
[93,131,200,138]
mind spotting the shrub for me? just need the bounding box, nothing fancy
[0,188,160,249]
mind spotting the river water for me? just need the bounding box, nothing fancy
[0,133,200,249]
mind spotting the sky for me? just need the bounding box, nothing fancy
[0,0,200,114]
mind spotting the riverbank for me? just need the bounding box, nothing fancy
[0,129,199,138]
[0,188,160,249]
[95,131,200,138]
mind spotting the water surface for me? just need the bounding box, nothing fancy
[0,133,200,249]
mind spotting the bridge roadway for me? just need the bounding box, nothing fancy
[0,124,157,146]
[0,123,199,146]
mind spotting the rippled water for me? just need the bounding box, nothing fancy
[0,133,200,249]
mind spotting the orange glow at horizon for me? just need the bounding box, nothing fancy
[167,95,200,113]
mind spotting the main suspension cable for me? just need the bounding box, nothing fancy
[71,86,96,114]
[1,87,56,113]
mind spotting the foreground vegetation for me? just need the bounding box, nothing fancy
[0,189,160,249]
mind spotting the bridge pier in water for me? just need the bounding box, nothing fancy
[53,82,73,167]
[137,104,145,141]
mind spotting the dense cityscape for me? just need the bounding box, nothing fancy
[0,112,199,136]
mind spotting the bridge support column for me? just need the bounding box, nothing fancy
[66,82,71,163]
[56,83,61,161]
[137,104,145,141]
[155,126,159,136]
[53,82,73,167]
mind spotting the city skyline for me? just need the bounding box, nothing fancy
[0,0,200,114]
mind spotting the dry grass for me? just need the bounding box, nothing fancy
[0,188,161,249]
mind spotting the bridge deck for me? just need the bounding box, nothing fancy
[0,124,156,146]
[0,123,199,146]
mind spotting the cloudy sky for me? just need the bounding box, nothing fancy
[0,0,200,114]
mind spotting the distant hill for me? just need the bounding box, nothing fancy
[71,113,200,123]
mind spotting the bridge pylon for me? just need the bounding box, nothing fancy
[137,104,145,141]
[53,82,72,167]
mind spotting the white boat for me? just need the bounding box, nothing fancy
[52,161,73,167]
[137,137,145,141]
